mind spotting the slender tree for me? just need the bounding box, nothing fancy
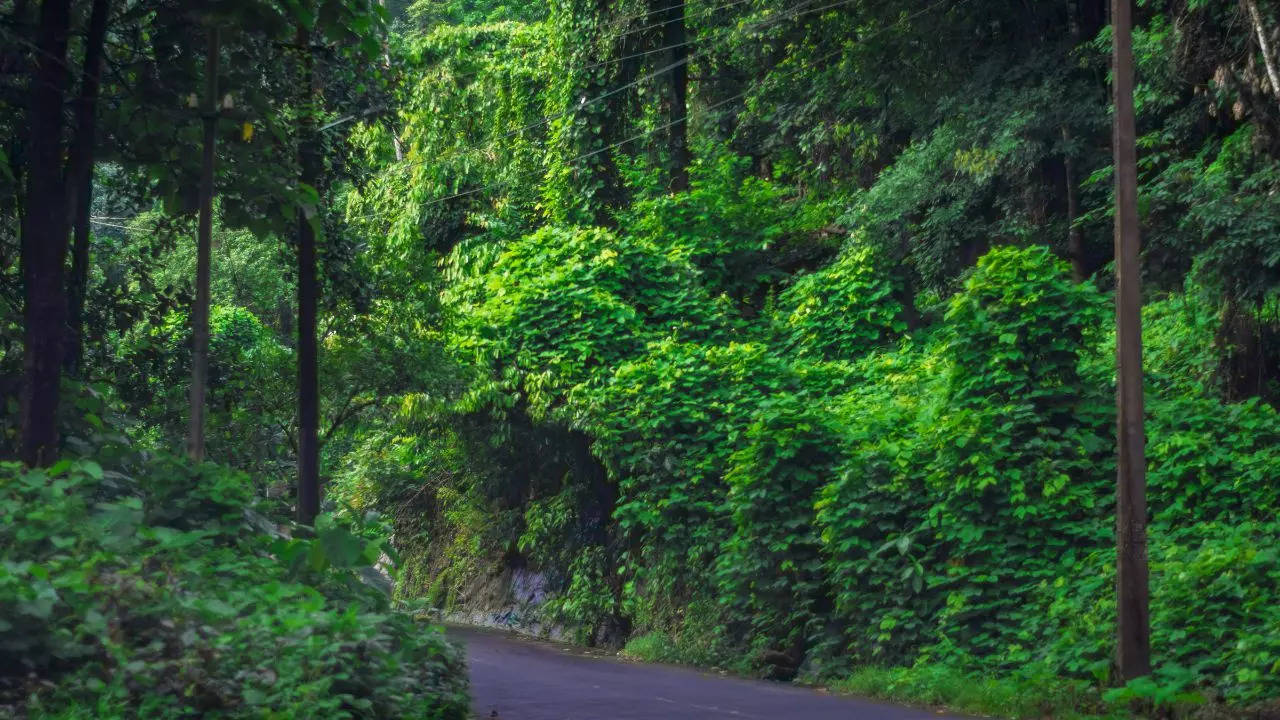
[1063,126,1085,282]
[19,0,74,467]
[295,22,321,525]
[1245,0,1280,103]
[187,25,219,462]
[1111,0,1151,683]
[64,0,111,374]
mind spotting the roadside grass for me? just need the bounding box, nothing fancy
[623,632,1117,719]
[828,664,1115,720]
[621,631,753,675]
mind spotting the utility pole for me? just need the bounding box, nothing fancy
[295,22,321,526]
[187,25,218,462]
[1111,0,1151,683]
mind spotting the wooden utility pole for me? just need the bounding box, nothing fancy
[295,23,321,525]
[1111,0,1151,683]
[187,25,219,462]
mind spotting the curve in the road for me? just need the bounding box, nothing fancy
[449,625,971,720]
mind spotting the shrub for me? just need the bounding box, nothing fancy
[1043,522,1280,706]
[716,397,841,666]
[776,244,905,361]
[0,457,468,718]
[819,245,1113,667]
[578,340,853,632]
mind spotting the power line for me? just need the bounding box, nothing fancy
[351,0,961,223]
[607,0,756,41]
[88,219,135,231]
[606,0,724,33]
[373,0,846,183]
[413,0,772,95]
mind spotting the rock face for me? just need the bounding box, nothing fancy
[759,649,800,681]
[358,551,396,598]
[444,567,572,642]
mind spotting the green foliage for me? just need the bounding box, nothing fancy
[445,224,729,422]
[716,399,840,661]
[831,663,1105,720]
[580,340,852,632]
[16,0,1280,715]
[818,246,1112,668]
[1044,522,1280,706]
[116,304,292,477]
[1146,393,1280,524]
[777,244,905,361]
[618,597,738,670]
[0,456,467,718]
[621,149,837,307]
[943,245,1105,410]
[541,546,615,643]
[346,19,551,262]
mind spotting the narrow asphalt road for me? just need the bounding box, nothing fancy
[449,625,968,720]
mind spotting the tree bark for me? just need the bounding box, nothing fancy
[187,26,218,462]
[19,0,74,467]
[1063,126,1086,282]
[295,23,321,526]
[656,0,689,192]
[64,0,111,375]
[1111,0,1151,684]
[1246,0,1280,106]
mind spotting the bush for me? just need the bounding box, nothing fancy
[776,244,905,361]
[818,245,1113,667]
[1043,522,1280,706]
[444,225,733,423]
[578,340,852,632]
[0,457,468,718]
[716,398,841,666]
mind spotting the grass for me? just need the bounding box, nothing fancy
[621,630,756,675]
[618,629,1276,719]
[828,664,1115,719]
[622,632,1113,718]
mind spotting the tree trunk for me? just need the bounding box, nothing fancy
[378,0,404,161]
[661,0,689,192]
[1064,1,1087,282]
[64,0,111,375]
[19,0,74,467]
[295,23,321,526]
[187,26,219,462]
[1063,126,1086,282]
[1111,0,1151,684]
[1246,0,1280,107]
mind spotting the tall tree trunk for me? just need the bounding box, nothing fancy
[19,0,74,467]
[187,26,218,462]
[661,0,689,192]
[1246,0,1280,107]
[64,0,111,375]
[378,0,404,161]
[1064,143,1085,282]
[295,23,321,525]
[1064,1,1086,282]
[1111,0,1151,684]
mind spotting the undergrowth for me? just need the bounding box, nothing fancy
[0,445,469,718]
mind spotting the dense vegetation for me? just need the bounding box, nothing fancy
[3,0,1280,717]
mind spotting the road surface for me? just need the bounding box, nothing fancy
[449,625,968,720]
